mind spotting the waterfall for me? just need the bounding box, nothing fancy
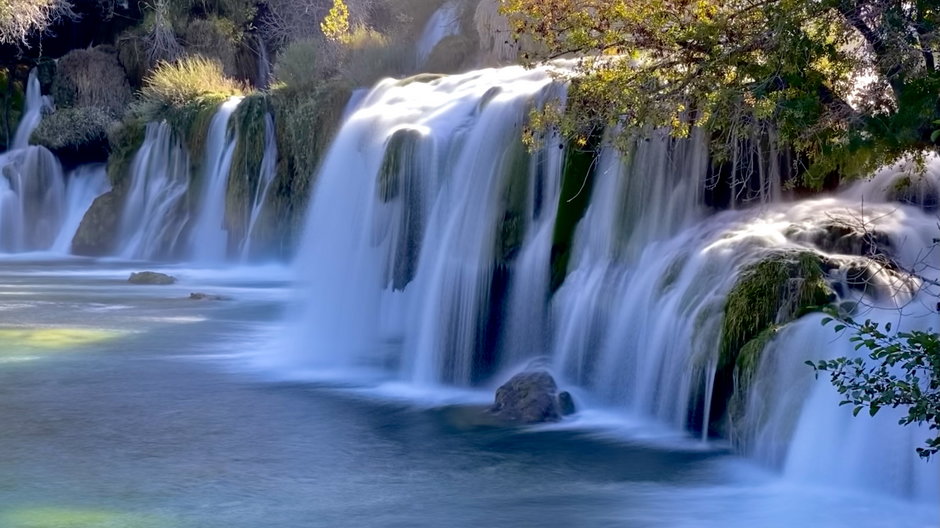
[0,69,105,255]
[0,148,106,254]
[52,164,110,252]
[241,113,277,259]
[117,122,191,260]
[416,1,461,67]
[116,100,241,261]
[188,97,242,262]
[0,146,66,252]
[286,65,938,503]
[12,69,51,150]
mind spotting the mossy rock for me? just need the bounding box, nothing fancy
[710,251,836,436]
[225,93,269,251]
[30,107,113,166]
[549,134,602,293]
[128,271,177,285]
[377,128,425,290]
[106,118,146,186]
[494,136,531,266]
[378,128,422,202]
[260,80,352,259]
[424,34,476,74]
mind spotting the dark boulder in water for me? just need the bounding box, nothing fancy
[128,271,176,285]
[490,370,574,424]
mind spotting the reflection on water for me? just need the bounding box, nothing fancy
[0,261,936,528]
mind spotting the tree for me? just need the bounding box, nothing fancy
[0,0,76,46]
[809,316,940,459]
[320,0,350,42]
[500,0,940,186]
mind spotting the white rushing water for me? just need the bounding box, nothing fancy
[189,97,242,262]
[241,112,277,259]
[284,64,939,506]
[0,69,108,255]
[11,69,51,150]
[52,163,110,252]
[117,122,191,260]
[416,1,462,67]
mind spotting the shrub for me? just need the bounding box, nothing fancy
[133,56,246,160]
[424,34,475,74]
[273,39,330,89]
[0,0,75,46]
[137,55,246,109]
[340,27,410,87]
[180,16,241,77]
[51,47,132,116]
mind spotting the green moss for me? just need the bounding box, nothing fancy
[711,250,835,435]
[255,80,352,257]
[549,134,602,292]
[225,93,269,251]
[30,107,113,155]
[378,128,422,202]
[494,137,531,266]
[106,118,147,186]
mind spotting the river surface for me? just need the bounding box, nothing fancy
[0,259,936,528]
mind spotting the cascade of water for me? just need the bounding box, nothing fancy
[288,67,566,380]
[286,65,938,503]
[416,1,461,67]
[0,146,66,252]
[189,97,242,263]
[117,122,191,260]
[52,164,110,252]
[257,36,272,89]
[12,69,51,150]
[241,113,277,259]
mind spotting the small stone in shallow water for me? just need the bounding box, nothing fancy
[128,271,176,285]
[188,292,230,301]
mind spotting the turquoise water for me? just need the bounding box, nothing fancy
[0,260,936,528]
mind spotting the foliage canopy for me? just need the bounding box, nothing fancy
[501,0,940,186]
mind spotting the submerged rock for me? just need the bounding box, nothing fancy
[490,370,574,424]
[188,292,230,301]
[558,391,576,416]
[128,271,176,285]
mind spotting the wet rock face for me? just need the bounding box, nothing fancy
[491,371,574,424]
[128,271,176,285]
